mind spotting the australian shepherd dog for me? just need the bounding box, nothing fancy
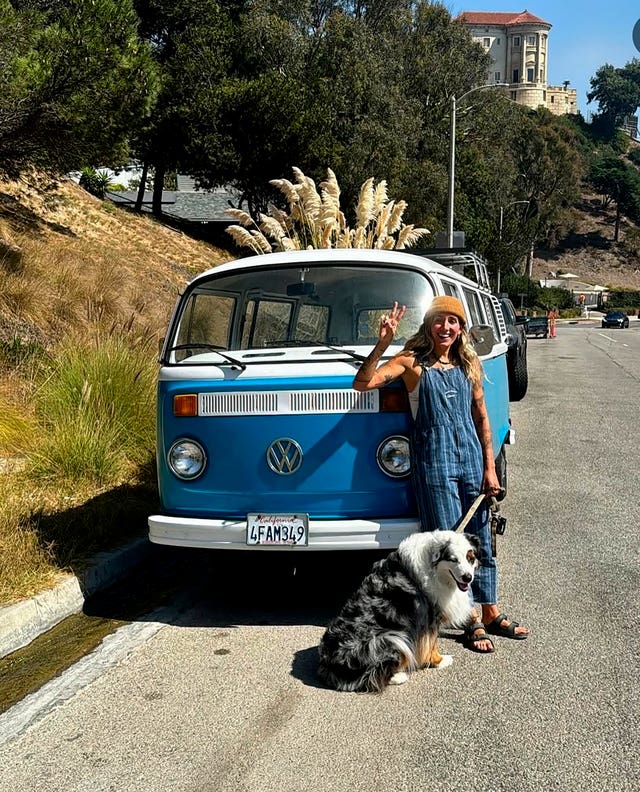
[318,530,480,693]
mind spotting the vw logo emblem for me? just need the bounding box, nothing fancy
[266,438,303,475]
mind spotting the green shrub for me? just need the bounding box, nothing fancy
[607,289,640,308]
[79,167,112,198]
[30,334,156,485]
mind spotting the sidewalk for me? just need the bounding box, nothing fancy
[0,537,151,658]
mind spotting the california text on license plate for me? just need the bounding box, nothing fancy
[246,514,309,546]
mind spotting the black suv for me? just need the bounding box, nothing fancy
[498,296,528,401]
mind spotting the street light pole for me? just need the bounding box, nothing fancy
[446,83,508,248]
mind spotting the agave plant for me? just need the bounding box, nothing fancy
[225,167,429,253]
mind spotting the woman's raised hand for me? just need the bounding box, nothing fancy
[378,301,407,347]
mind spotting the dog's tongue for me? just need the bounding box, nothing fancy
[457,581,469,592]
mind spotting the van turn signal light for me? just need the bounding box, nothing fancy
[173,394,198,417]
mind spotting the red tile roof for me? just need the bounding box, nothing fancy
[456,10,551,27]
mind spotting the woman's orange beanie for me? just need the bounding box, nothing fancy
[424,295,466,323]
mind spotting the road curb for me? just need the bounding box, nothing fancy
[0,537,151,659]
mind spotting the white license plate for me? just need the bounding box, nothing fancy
[246,514,309,546]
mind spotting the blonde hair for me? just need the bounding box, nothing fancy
[404,311,481,388]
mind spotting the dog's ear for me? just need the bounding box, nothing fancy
[466,533,483,560]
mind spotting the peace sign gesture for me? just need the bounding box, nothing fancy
[378,301,407,348]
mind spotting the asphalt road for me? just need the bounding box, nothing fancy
[1,322,639,791]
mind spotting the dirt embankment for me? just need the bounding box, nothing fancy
[531,195,640,290]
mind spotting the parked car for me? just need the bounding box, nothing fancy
[601,310,629,328]
[525,316,549,338]
[498,297,528,401]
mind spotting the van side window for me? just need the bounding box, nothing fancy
[441,280,461,298]
[462,287,484,327]
[481,294,500,339]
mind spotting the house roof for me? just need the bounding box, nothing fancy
[106,185,242,224]
[457,10,551,28]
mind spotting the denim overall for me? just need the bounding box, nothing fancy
[411,364,497,604]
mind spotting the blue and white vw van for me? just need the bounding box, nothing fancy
[148,248,512,551]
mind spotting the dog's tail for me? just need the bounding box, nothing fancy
[318,632,418,693]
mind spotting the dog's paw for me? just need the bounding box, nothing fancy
[436,655,453,669]
[388,671,409,685]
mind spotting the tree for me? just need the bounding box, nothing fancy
[183,0,493,225]
[131,0,240,214]
[588,151,640,241]
[587,59,640,137]
[0,0,156,177]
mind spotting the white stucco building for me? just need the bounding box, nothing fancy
[457,10,578,115]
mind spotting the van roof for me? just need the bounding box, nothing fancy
[189,248,489,291]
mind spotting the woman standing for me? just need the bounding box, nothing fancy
[353,296,529,652]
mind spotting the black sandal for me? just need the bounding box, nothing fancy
[464,622,495,653]
[485,613,529,640]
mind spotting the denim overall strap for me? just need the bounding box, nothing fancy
[411,365,497,604]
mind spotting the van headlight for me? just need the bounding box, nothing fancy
[168,439,206,480]
[376,436,411,478]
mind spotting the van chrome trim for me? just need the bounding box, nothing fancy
[198,389,379,416]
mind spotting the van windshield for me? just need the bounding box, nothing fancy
[168,264,433,362]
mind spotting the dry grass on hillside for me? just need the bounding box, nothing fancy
[0,171,232,352]
[0,172,235,604]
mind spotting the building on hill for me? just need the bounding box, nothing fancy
[547,81,578,116]
[456,10,577,115]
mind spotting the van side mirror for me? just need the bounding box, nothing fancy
[469,324,496,356]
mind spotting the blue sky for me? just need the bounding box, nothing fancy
[449,1,640,115]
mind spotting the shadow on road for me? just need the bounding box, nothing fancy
[83,545,388,630]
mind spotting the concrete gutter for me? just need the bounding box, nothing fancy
[0,537,151,659]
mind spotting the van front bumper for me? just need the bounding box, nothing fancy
[148,515,419,551]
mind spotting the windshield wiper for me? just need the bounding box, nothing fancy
[262,340,367,361]
[309,342,367,362]
[166,343,247,371]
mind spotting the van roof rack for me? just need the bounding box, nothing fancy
[406,248,491,291]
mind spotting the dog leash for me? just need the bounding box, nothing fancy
[455,493,487,533]
[455,492,507,556]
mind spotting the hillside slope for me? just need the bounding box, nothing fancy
[532,195,640,290]
[0,172,232,349]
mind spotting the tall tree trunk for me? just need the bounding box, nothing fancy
[152,162,166,217]
[135,161,149,211]
[614,202,621,242]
